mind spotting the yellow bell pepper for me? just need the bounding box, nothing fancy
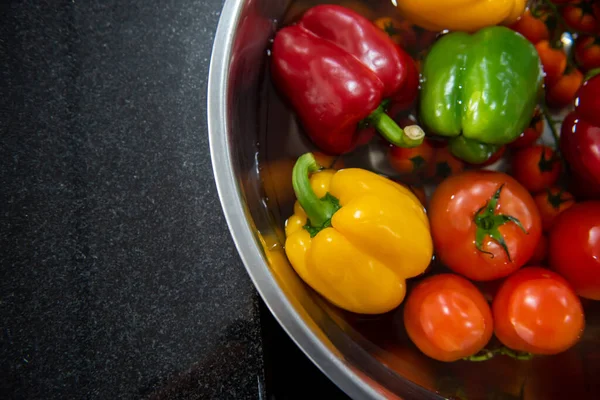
[284,153,433,314]
[396,0,526,32]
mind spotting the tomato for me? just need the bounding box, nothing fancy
[414,26,439,50]
[548,201,600,300]
[313,152,345,170]
[546,68,584,109]
[508,10,550,45]
[535,41,568,86]
[373,17,417,51]
[575,36,600,72]
[430,171,542,281]
[511,145,562,193]
[403,274,493,362]
[337,0,376,20]
[533,187,575,231]
[408,185,428,208]
[528,234,548,265]
[509,108,544,149]
[389,140,434,177]
[395,182,428,208]
[425,146,465,183]
[493,267,584,355]
[562,1,599,34]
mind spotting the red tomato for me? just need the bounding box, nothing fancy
[509,108,544,149]
[388,140,434,177]
[408,185,427,208]
[574,36,600,72]
[528,234,548,265]
[511,145,562,193]
[546,68,584,109]
[313,152,345,170]
[508,10,550,45]
[403,274,493,362]
[373,17,417,51]
[535,41,567,86]
[492,267,585,355]
[548,201,600,300]
[394,182,428,208]
[430,171,542,281]
[562,1,599,34]
[425,146,465,183]
[533,187,575,231]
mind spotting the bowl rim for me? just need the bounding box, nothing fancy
[206,0,384,398]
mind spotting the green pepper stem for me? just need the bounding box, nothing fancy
[292,153,338,229]
[367,104,425,148]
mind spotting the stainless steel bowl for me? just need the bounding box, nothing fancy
[207,1,436,398]
[207,1,600,399]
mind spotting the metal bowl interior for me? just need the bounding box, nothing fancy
[208,0,600,399]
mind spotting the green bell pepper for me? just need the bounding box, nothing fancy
[419,26,543,164]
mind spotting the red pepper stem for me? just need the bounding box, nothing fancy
[292,153,339,229]
[367,104,425,148]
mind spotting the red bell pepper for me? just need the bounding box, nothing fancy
[561,71,600,200]
[271,5,423,155]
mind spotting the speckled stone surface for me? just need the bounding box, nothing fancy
[0,0,264,399]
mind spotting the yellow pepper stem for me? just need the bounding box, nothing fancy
[292,153,340,233]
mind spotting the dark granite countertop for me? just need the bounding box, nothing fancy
[0,0,265,398]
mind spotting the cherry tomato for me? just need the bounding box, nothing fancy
[388,140,434,177]
[511,145,562,193]
[408,185,427,208]
[425,146,465,183]
[373,17,417,51]
[403,274,493,362]
[535,41,567,86]
[493,267,584,355]
[528,234,548,265]
[533,187,575,231]
[575,36,600,72]
[509,108,544,149]
[337,0,376,20]
[414,26,439,50]
[548,201,600,300]
[313,152,345,170]
[562,1,599,34]
[430,171,542,281]
[394,182,428,208]
[508,10,550,45]
[546,68,584,109]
